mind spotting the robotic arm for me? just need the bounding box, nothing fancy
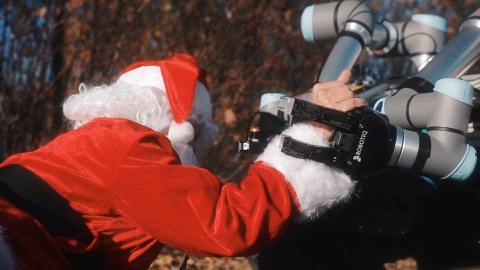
[371,8,480,180]
[276,96,395,175]
[374,78,476,180]
[300,1,449,85]
[297,5,479,180]
[237,5,479,181]
[271,78,476,180]
[371,13,448,71]
[301,0,374,87]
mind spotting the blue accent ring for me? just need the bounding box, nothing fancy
[301,5,315,43]
[411,14,448,32]
[443,145,477,181]
[433,78,474,106]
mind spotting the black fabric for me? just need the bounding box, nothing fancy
[0,164,108,270]
[255,166,480,270]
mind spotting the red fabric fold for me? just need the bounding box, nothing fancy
[158,54,200,123]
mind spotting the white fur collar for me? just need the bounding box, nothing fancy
[256,123,355,221]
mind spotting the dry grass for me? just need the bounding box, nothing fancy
[149,246,253,270]
[150,247,425,270]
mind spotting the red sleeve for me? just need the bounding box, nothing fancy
[109,132,299,257]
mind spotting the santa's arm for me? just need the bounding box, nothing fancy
[110,123,354,257]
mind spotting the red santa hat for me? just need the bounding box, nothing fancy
[120,54,207,123]
[118,54,207,144]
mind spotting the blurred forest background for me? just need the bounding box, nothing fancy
[1,0,480,269]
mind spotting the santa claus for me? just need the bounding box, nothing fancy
[0,54,366,270]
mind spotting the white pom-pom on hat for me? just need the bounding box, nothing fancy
[167,121,195,144]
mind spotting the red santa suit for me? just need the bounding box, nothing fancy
[0,54,354,270]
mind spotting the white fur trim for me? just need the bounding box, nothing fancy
[256,123,355,221]
[118,66,166,91]
[167,121,195,144]
[0,227,15,270]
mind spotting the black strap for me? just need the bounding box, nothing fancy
[0,165,108,270]
[285,97,363,132]
[396,77,434,94]
[411,133,431,172]
[405,94,419,130]
[281,135,336,165]
[427,126,465,135]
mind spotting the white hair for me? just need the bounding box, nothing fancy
[62,80,218,165]
[63,81,173,133]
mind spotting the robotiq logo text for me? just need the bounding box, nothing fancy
[353,130,369,162]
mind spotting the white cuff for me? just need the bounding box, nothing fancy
[256,123,355,221]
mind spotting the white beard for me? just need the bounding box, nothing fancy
[167,119,217,167]
[171,142,198,166]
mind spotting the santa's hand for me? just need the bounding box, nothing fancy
[311,69,368,140]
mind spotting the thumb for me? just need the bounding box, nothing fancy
[337,69,351,85]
